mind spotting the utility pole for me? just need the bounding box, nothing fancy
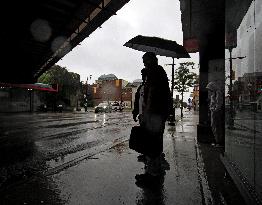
[228,47,234,129]
[227,47,246,129]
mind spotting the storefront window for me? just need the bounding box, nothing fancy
[225,0,262,200]
[254,0,262,198]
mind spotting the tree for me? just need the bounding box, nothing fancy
[80,82,94,108]
[38,65,81,109]
[174,62,197,118]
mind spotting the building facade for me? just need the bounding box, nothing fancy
[92,76,141,109]
[92,78,131,105]
[223,1,262,203]
[180,0,262,203]
[0,84,57,112]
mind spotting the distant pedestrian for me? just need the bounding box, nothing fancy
[206,81,224,147]
[187,98,192,111]
[193,99,196,111]
[134,52,171,185]
[119,100,124,112]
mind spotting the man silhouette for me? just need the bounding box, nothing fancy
[135,52,171,184]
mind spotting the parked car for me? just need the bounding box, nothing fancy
[95,102,112,113]
[38,104,47,112]
[111,101,124,111]
[57,104,63,113]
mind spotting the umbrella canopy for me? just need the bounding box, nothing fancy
[123,35,190,58]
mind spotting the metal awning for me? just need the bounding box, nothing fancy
[0,83,58,92]
[1,0,130,83]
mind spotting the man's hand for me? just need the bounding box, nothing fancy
[133,114,138,122]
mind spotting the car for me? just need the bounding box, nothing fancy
[111,101,124,111]
[94,102,112,113]
[57,104,63,112]
[38,104,47,112]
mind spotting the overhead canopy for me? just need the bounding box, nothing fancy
[179,0,253,52]
[1,0,130,83]
[179,0,225,53]
[0,83,58,92]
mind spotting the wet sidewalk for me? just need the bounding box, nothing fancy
[1,111,244,205]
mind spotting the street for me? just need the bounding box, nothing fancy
[0,111,136,189]
[0,110,245,205]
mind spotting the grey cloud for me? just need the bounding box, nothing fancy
[58,0,198,87]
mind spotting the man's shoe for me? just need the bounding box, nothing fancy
[160,153,170,170]
[160,158,170,170]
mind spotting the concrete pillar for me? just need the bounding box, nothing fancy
[197,2,225,143]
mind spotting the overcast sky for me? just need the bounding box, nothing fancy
[57,0,199,99]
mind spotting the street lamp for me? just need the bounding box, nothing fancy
[165,59,176,126]
[227,47,246,129]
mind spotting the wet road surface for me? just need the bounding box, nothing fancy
[0,112,135,190]
[0,111,245,204]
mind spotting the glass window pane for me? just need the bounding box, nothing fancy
[225,0,255,188]
[255,0,262,199]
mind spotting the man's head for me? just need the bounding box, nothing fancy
[142,52,158,68]
[206,81,218,92]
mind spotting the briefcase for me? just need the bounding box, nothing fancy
[129,126,148,154]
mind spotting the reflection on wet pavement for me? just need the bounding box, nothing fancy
[111,140,128,155]
[1,111,201,204]
[135,173,167,205]
[134,155,170,205]
[0,112,134,190]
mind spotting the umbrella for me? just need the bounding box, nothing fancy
[123,35,190,58]
[124,35,190,124]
